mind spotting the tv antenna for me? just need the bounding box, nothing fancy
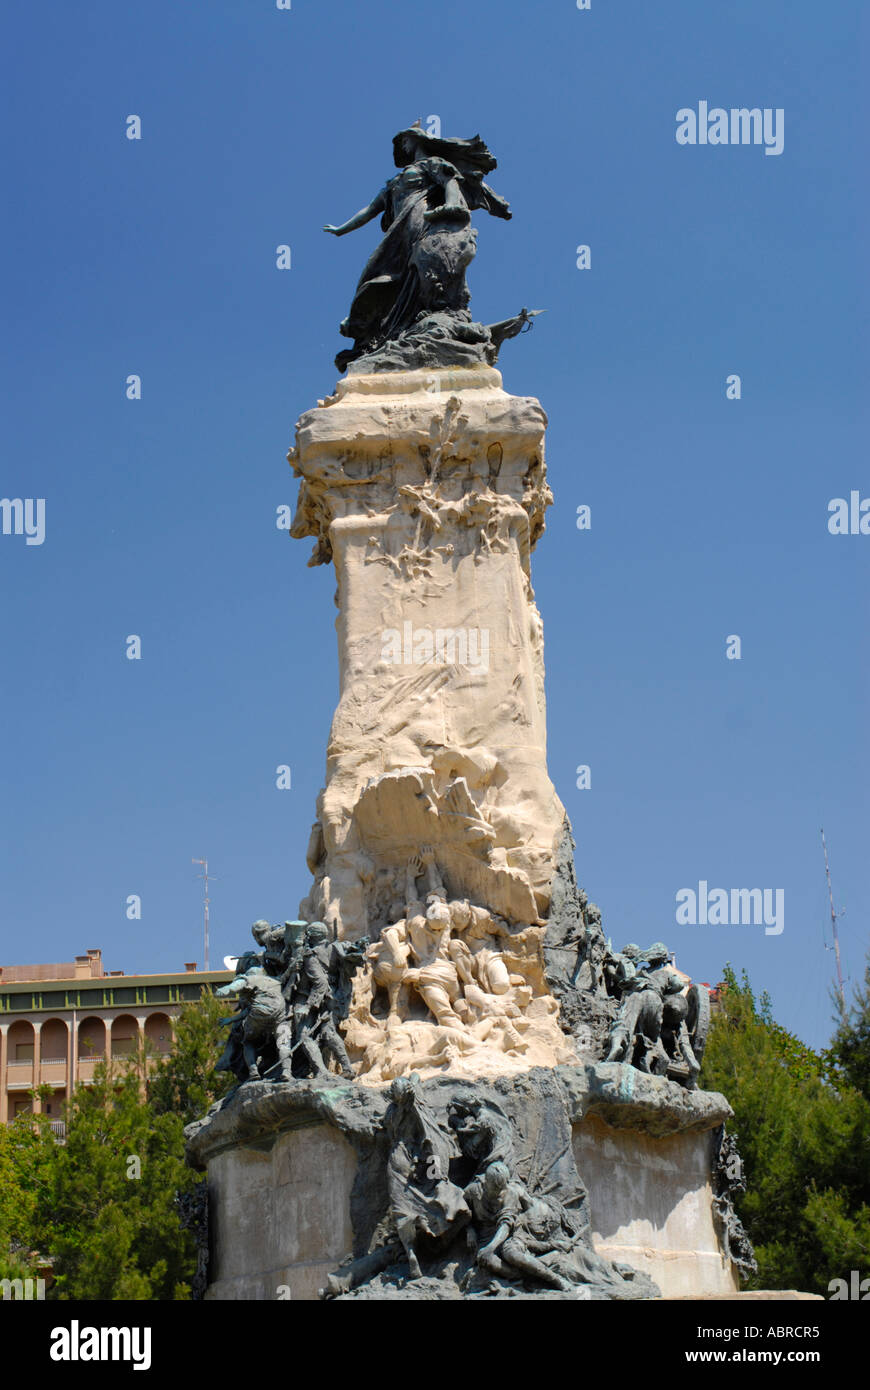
[192,858,217,972]
[820,829,846,1013]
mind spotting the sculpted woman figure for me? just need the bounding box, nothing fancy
[323,125,518,372]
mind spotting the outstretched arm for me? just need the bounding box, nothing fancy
[406,852,425,911]
[324,189,387,236]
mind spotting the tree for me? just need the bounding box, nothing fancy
[700,966,870,1294]
[148,988,232,1126]
[46,1053,199,1299]
[21,995,231,1299]
[828,950,870,1101]
[0,1108,56,1280]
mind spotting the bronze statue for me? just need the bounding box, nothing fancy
[216,918,366,1085]
[289,923,367,1081]
[324,124,540,373]
[604,941,704,1088]
[216,967,292,1082]
[712,1127,757,1279]
[381,1073,468,1280]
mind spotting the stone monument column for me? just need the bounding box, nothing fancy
[289,364,580,1084]
[187,123,752,1302]
[290,365,564,940]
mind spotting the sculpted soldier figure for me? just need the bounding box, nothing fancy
[639,942,701,1087]
[603,941,643,999]
[448,901,515,995]
[401,851,466,1029]
[215,919,300,1084]
[604,942,701,1086]
[251,919,288,976]
[289,922,367,1081]
[449,1096,515,1174]
[215,1001,249,1087]
[216,967,292,1083]
[366,849,543,1061]
[381,1073,468,1280]
[579,901,608,993]
[462,1161,572,1292]
[279,919,308,1000]
[605,942,671,1071]
[216,916,369,1086]
[370,914,411,1020]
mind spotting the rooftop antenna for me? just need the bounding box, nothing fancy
[192,858,216,972]
[820,828,846,1014]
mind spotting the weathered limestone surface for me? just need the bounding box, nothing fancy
[204,1123,357,1302]
[575,1116,737,1298]
[290,367,565,941]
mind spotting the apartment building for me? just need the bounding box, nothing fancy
[0,948,231,1134]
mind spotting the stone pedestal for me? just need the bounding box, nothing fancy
[204,1125,357,1302]
[289,367,565,940]
[189,1066,738,1301]
[575,1118,736,1297]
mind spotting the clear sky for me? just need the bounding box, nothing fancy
[2,1,866,1051]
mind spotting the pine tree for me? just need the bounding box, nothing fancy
[829,950,870,1101]
[47,1054,198,1299]
[148,988,232,1126]
[700,966,870,1294]
[0,1107,56,1279]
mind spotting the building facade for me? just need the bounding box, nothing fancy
[0,948,231,1134]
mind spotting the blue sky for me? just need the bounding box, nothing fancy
[1,0,866,1050]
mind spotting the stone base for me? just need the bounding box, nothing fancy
[189,1064,738,1301]
[204,1124,358,1301]
[576,1116,736,1298]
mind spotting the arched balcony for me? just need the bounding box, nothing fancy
[144,1013,173,1056]
[76,1016,106,1084]
[110,1014,140,1062]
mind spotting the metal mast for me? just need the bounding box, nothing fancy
[821,828,846,1013]
[192,857,211,972]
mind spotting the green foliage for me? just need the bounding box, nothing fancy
[701,965,870,1294]
[26,993,230,1298]
[828,955,870,1101]
[46,1051,199,1300]
[0,1111,57,1279]
[148,988,232,1125]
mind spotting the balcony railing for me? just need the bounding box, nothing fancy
[49,1121,66,1139]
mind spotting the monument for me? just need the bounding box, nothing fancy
[185,125,753,1300]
